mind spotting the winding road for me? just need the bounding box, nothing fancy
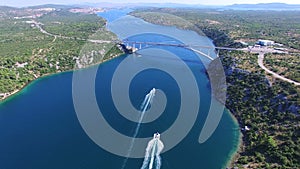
[31,20,74,41]
[32,20,113,43]
[258,52,300,86]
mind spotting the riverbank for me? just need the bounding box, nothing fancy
[129,9,300,168]
[227,129,243,169]
[0,7,125,103]
[0,7,124,102]
[225,107,244,168]
[120,12,240,168]
[0,52,123,103]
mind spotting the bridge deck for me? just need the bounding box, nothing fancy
[120,40,240,51]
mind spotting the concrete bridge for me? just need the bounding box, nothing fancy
[89,39,242,60]
[118,40,242,60]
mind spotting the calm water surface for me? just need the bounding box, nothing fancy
[0,9,240,169]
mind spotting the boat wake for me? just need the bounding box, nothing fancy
[121,88,157,169]
[141,133,164,169]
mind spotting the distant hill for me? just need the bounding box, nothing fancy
[25,4,74,9]
[78,2,220,8]
[226,3,300,10]
[0,6,18,10]
[0,4,73,10]
[1,2,300,10]
[77,2,300,10]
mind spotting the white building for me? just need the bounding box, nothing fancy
[258,39,275,46]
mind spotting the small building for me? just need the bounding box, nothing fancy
[245,126,250,131]
[241,125,250,131]
[257,39,275,46]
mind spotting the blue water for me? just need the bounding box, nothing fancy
[98,9,133,22]
[0,9,240,169]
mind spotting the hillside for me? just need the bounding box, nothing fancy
[0,6,122,100]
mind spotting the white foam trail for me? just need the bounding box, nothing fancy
[141,137,164,169]
[121,88,156,169]
[149,140,157,169]
[140,94,149,110]
[155,155,161,169]
[140,88,155,111]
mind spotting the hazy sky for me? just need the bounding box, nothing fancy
[1,0,299,7]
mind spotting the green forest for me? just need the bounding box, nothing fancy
[0,7,122,96]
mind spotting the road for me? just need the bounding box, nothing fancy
[31,20,111,43]
[258,52,300,86]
